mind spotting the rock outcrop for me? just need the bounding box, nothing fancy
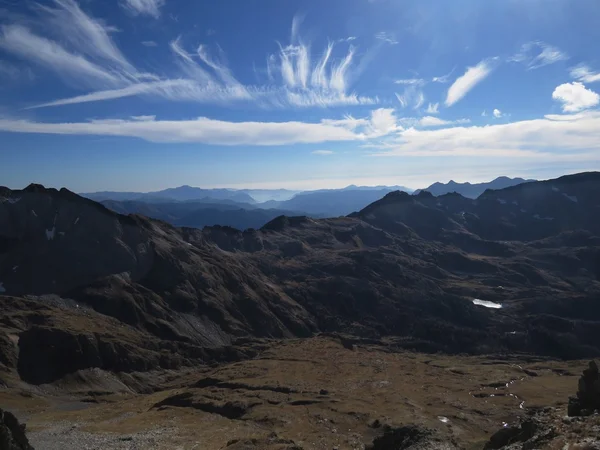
[0,408,34,450]
[569,360,600,416]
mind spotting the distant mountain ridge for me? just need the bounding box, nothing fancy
[82,184,413,204]
[414,176,536,199]
[101,199,321,230]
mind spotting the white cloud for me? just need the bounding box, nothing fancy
[481,110,487,117]
[121,0,165,18]
[426,103,439,114]
[39,0,136,74]
[374,31,398,45]
[418,116,470,127]
[445,59,495,107]
[570,65,600,84]
[0,108,398,145]
[374,110,600,159]
[395,85,425,110]
[312,150,334,155]
[493,108,503,118]
[27,79,195,108]
[509,41,568,70]
[142,40,157,47]
[131,115,156,121]
[0,25,121,87]
[264,17,376,107]
[8,8,376,111]
[552,82,600,112]
[432,69,454,84]
[394,78,424,86]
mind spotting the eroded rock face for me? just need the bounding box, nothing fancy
[0,408,34,450]
[569,360,600,416]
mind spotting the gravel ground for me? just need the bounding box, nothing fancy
[29,422,179,450]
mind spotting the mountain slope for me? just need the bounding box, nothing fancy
[1,173,600,386]
[414,176,535,198]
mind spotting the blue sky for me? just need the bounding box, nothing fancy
[0,0,599,192]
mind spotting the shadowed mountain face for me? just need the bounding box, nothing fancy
[1,173,599,385]
[414,176,535,199]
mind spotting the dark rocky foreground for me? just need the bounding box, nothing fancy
[484,361,600,449]
[0,408,33,450]
[1,173,600,387]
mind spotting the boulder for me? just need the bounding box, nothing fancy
[569,360,600,416]
[0,408,34,450]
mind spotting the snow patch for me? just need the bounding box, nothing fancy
[0,282,5,293]
[497,198,507,205]
[7,197,21,204]
[438,416,450,424]
[473,299,503,309]
[46,227,56,240]
[512,201,519,206]
[12,266,18,272]
[552,186,560,192]
[562,193,578,203]
[520,208,527,213]
[58,231,66,237]
[533,214,554,221]
[31,210,37,217]
[74,217,80,225]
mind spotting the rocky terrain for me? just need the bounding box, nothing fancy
[1,172,600,448]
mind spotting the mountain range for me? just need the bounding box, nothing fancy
[87,185,417,228]
[1,172,599,388]
[83,178,534,230]
[415,176,536,198]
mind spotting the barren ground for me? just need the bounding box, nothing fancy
[1,337,587,449]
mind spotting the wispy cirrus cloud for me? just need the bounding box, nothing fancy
[141,40,157,47]
[509,41,568,70]
[394,78,425,86]
[14,6,375,110]
[312,150,334,155]
[374,31,398,45]
[0,24,122,87]
[396,115,469,129]
[425,103,439,114]
[266,18,376,108]
[418,116,470,127]
[552,82,599,112]
[120,0,165,19]
[395,85,425,109]
[570,65,600,84]
[432,69,454,83]
[0,108,398,145]
[37,0,136,74]
[445,59,496,107]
